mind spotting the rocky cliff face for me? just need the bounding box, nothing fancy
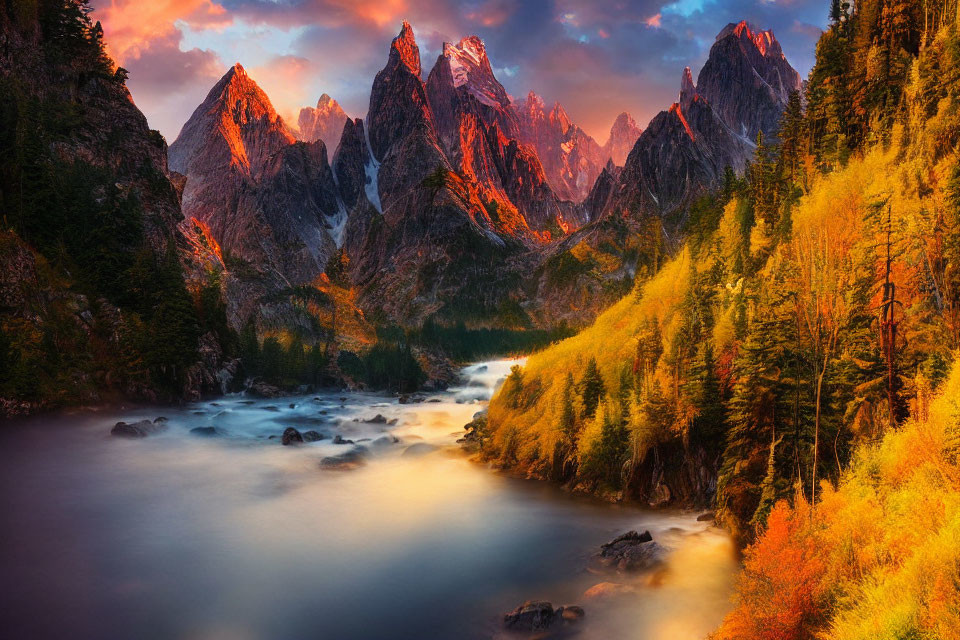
[602,112,643,166]
[515,92,607,203]
[425,36,575,233]
[344,23,538,326]
[166,19,800,335]
[527,22,801,330]
[595,66,753,226]
[592,22,800,227]
[169,64,344,330]
[697,21,803,142]
[0,4,237,414]
[296,93,348,150]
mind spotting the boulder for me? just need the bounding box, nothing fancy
[503,600,584,632]
[559,605,585,622]
[365,414,388,424]
[503,601,555,632]
[696,511,716,522]
[247,380,283,398]
[332,435,355,445]
[302,430,326,442]
[282,427,304,445]
[319,447,368,471]
[592,530,666,573]
[111,420,167,438]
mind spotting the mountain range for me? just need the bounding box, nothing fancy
[168,20,801,333]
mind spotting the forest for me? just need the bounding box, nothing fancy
[484,1,960,635]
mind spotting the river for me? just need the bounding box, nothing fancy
[0,360,737,639]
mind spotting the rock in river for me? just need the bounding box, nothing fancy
[320,447,368,471]
[591,530,666,573]
[246,379,284,398]
[111,420,167,438]
[281,427,304,445]
[302,430,326,442]
[503,600,584,632]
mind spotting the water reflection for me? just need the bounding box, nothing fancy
[0,360,736,640]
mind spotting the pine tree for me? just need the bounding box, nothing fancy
[579,357,605,419]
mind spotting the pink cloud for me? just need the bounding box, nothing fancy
[93,0,231,63]
[645,13,662,28]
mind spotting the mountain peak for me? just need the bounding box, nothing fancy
[298,93,347,147]
[720,20,779,57]
[548,101,571,132]
[439,35,509,107]
[391,20,421,76]
[604,112,642,166]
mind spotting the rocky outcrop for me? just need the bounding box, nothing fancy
[342,23,540,326]
[596,22,800,227]
[296,93,348,150]
[602,112,643,166]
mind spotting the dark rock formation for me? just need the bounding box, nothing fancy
[111,420,168,438]
[281,427,304,445]
[320,447,368,470]
[592,530,666,573]
[169,64,343,330]
[503,600,585,632]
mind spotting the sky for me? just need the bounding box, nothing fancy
[90,0,831,144]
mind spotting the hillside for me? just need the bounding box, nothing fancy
[0,1,237,415]
[482,0,960,550]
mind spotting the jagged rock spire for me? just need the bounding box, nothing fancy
[390,20,422,77]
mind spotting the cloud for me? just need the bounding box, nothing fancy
[91,0,831,143]
[93,0,231,61]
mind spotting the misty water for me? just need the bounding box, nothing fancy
[0,360,737,640]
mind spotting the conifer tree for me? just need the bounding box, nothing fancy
[578,357,605,419]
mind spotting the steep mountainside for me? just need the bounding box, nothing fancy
[0,3,236,415]
[169,64,344,330]
[425,36,576,231]
[296,93,348,150]
[341,22,540,326]
[596,22,801,226]
[168,20,802,336]
[525,22,802,329]
[515,91,607,203]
